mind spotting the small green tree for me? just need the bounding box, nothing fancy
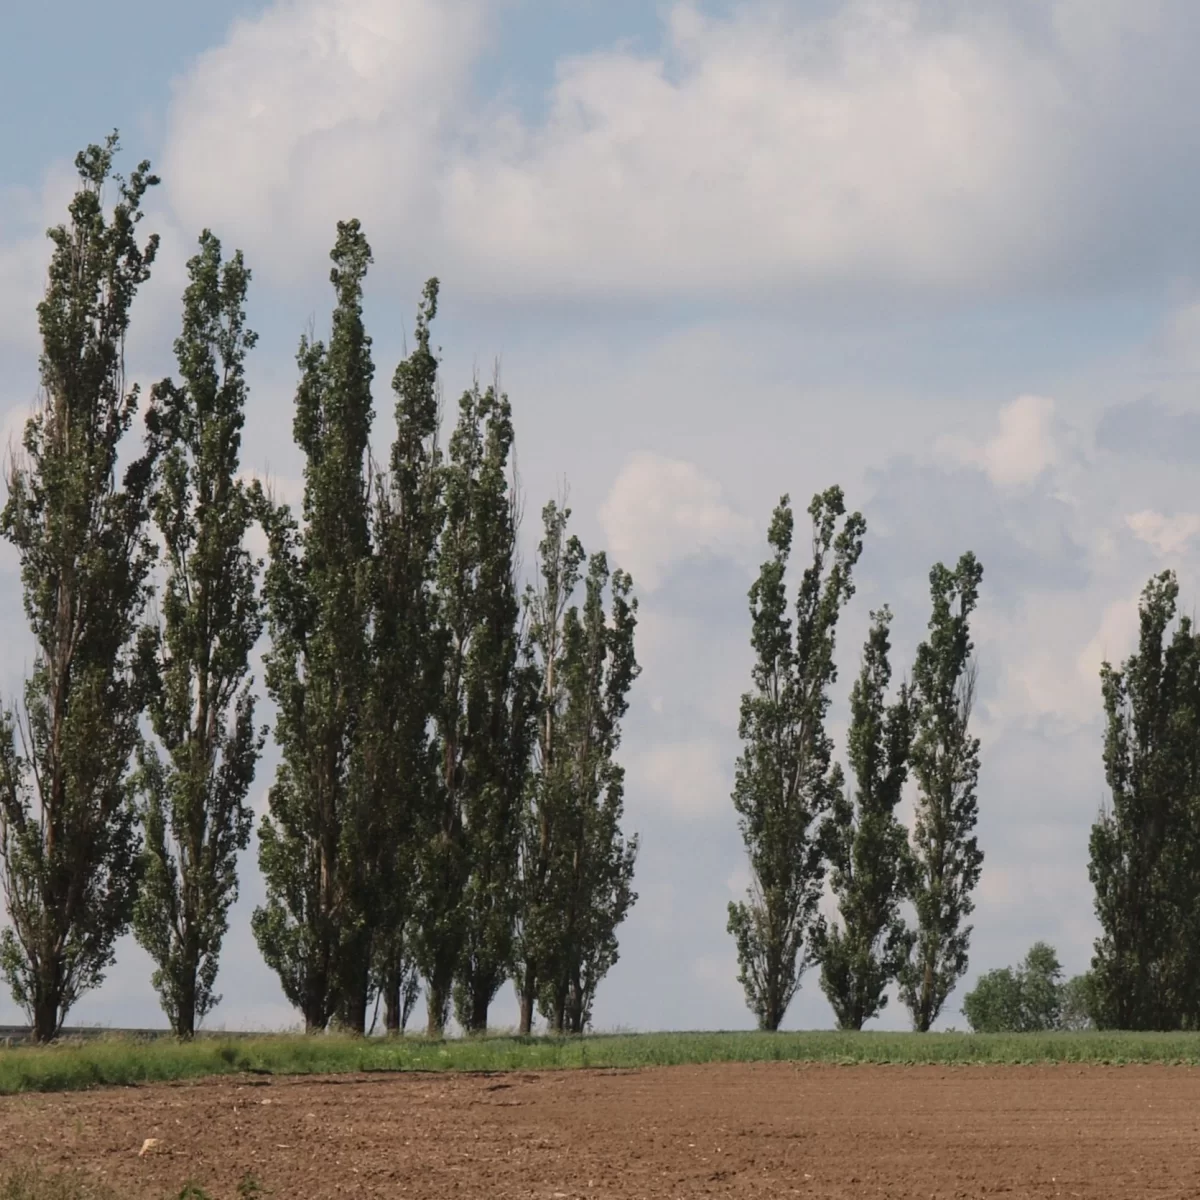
[253,220,374,1032]
[961,966,1023,1033]
[133,231,264,1037]
[962,942,1064,1033]
[817,606,914,1030]
[0,135,160,1041]
[728,489,865,1031]
[1059,972,1097,1031]
[900,552,984,1033]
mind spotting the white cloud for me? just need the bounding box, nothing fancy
[936,394,1058,487]
[1126,509,1200,557]
[441,1,1066,295]
[1078,593,1141,681]
[162,0,488,285]
[599,452,753,590]
[630,739,731,820]
[152,0,1200,299]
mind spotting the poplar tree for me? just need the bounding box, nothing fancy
[900,552,984,1032]
[133,231,264,1037]
[1089,571,1200,1029]
[513,499,582,1035]
[0,134,159,1041]
[363,278,444,1034]
[728,488,864,1031]
[533,536,639,1034]
[816,606,914,1030]
[415,378,532,1035]
[252,220,374,1033]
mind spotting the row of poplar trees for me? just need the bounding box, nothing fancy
[728,489,985,1032]
[0,136,639,1043]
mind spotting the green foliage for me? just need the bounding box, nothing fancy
[521,508,640,1035]
[728,489,865,1030]
[514,501,584,1034]
[900,552,985,1032]
[817,606,915,1029]
[253,220,375,1032]
[416,377,534,1034]
[133,231,264,1037]
[1089,570,1200,1030]
[363,279,444,1035]
[1059,972,1098,1032]
[0,134,160,1041]
[963,942,1064,1033]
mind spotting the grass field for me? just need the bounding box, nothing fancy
[3,1027,1200,1096]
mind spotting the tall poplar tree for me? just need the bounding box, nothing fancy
[533,537,639,1034]
[416,378,531,1035]
[728,488,864,1031]
[0,135,159,1041]
[1089,570,1200,1030]
[817,606,914,1030]
[513,499,582,1035]
[363,278,445,1034]
[133,231,264,1037]
[252,220,374,1033]
[900,552,984,1032]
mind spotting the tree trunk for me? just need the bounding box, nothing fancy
[176,971,197,1040]
[383,974,402,1035]
[340,964,370,1035]
[426,978,449,1037]
[518,970,536,1036]
[32,987,59,1045]
[549,982,567,1034]
[466,985,489,1035]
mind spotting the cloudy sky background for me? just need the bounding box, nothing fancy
[3,0,1200,1033]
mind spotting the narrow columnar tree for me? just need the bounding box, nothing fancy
[416,378,532,1036]
[513,499,582,1035]
[816,606,914,1030]
[1089,570,1200,1029]
[0,134,160,1042]
[133,231,264,1038]
[363,279,445,1034]
[728,488,864,1031]
[252,220,374,1033]
[900,552,984,1032]
[452,383,537,1036]
[535,542,639,1034]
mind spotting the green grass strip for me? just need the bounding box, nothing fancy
[3,1028,1200,1096]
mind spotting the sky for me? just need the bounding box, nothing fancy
[2,0,1200,1034]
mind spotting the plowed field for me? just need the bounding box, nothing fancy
[2,1062,1198,1197]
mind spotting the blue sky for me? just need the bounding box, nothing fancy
[3,0,1200,1034]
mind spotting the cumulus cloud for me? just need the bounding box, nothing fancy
[599,452,754,591]
[162,0,489,285]
[1126,509,1200,557]
[150,0,1200,298]
[936,395,1058,487]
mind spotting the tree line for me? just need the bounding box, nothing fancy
[0,136,639,1043]
[726,488,986,1031]
[5,135,1192,1045]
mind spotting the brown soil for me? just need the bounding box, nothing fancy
[1,1062,1198,1198]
